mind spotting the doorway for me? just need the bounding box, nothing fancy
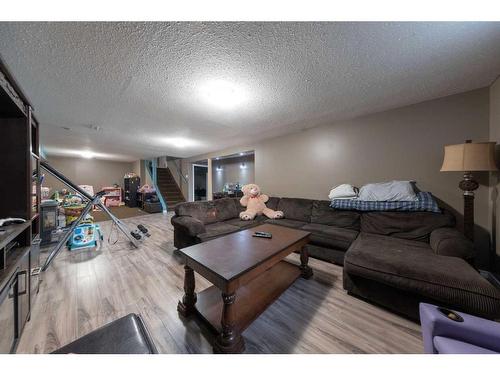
[211,151,255,199]
[192,163,208,201]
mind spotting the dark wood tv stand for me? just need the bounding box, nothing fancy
[0,54,42,353]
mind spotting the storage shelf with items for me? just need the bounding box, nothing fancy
[136,186,162,213]
[0,55,41,353]
[124,175,140,208]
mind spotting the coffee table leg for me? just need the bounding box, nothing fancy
[177,265,197,317]
[300,247,313,279]
[213,292,245,354]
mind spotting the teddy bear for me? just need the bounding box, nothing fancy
[239,183,284,221]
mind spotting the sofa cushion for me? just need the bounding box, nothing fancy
[266,196,280,211]
[430,227,474,260]
[234,196,280,213]
[197,222,240,242]
[344,233,500,317]
[224,216,266,229]
[213,198,238,221]
[301,223,358,250]
[311,200,360,230]
[304,244,346,265]
[175,201,218,225]
[265,218,308,229]
[277,198,313,222]
[360,210,455,242]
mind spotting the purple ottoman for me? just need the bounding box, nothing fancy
[419,303,500,354]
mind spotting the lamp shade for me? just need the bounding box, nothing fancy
[441,141,498,172]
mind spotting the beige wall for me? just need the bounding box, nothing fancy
[489,77,500,260]
[212,155,255,193]
[132,160,141,178]
[131,159,153,187]
[187,88,492,262]
[136,160,153,187]
[43,156,135,193]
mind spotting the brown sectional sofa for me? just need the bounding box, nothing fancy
[171,197,500,320]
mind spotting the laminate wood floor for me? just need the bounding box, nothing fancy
[17,213,423,354]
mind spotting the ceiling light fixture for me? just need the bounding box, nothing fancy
[81,150,94,159]
[42,147,131,161]
[163,137,198,148]
[200,79,247,110]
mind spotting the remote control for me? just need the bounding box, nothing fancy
[252,232,272,239]
[0,218,26,226]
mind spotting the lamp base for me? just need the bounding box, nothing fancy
[459,172,477,242]
[459,172,479,195]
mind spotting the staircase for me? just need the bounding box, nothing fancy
[156,167,185,209]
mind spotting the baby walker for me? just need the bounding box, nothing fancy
[67,222,103,251]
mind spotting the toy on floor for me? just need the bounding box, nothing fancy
[138,184,156,193]
[67,222,103,251]
[51,188,70,202]
[239,183,284,220]
[62,194,87,225]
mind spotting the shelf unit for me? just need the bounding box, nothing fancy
[124,176,140,208]
[102,186,122,207]
[0,54,41,353]
[136,191,157,210]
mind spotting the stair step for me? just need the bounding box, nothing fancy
[154,167,185,203]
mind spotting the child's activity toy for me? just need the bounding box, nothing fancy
[67,222,103,251]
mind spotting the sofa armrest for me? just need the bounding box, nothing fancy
[420,303,500,354]
[171,215,206,237]
[430,227,474,260]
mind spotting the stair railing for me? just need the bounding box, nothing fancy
[169,159,188,198]
[145,159,167,212]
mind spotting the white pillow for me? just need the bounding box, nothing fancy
[358,181,417,201]
[328,184,358,200]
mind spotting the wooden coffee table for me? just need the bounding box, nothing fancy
[177,223,312,353]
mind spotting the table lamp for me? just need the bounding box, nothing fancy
[440,140,498,241]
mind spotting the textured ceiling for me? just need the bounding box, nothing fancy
[0,22,500,161]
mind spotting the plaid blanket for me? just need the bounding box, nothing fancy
[330,191,441,213]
